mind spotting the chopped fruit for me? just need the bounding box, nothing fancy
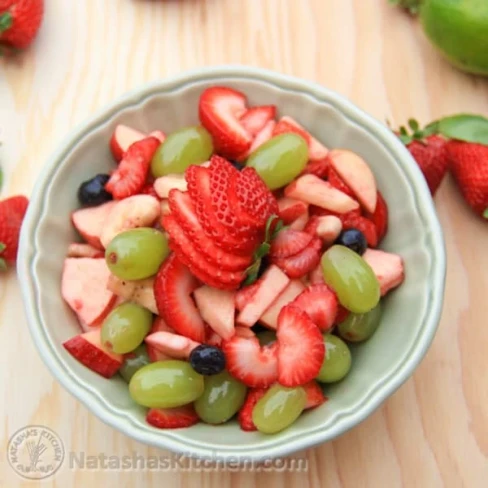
[67,243,104,259]
[199,86,252,159]
[222,336,278,388]
[276,305,325,387]
[235,281,260,311]
[154,254,206,343]
[305,215,342,245]
[100,195,160,248]
[239,105,276,136]
[272,237,322,279]
[291,284,338,331]
[238,388,268,431]
[335,228,368,256]
[106,137,161,199]
[273,116,329,161]
[341,214,378,248]
[269,229,313,259]
[194,286,236,340]
[145,331,199,359]
[237,119,277,161]
[62,258,116,327]
[327,149,378,213]
[277,197,308,224]
[71,201,117,249]
[317,334,352,383]
[0,195,29,266]
[63,330,123,378]
[302,158,330,179]
[154,175,188,199]
[164,215,245,290]
[106,275,158,314]
[189,345,226,375]
[160,200,171,217]
[336,305,351,324]
[146,405,199,429]
[237,265,290,327]
[259,280,306,329]
[365,191,389,243]
[303,381,327,409]
[309,264,325,285]
[235,327,256,338]
[78,174,113,207]
[205,327,223,348]
[288,211,310,231]
[146,318,174,362]
[285,175,360,213]
[148,130,166,143]
[327,167,355,198]
[140,182,161,200]
[362,249,405,296]
[168,190,252,271]
[110,124,146,162]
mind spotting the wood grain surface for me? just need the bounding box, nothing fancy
[1,1,487,486]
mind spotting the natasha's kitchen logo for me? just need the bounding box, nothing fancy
[7,426,64,480]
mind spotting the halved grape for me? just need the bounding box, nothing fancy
[257,331,277,346]
[151,126,213,177]
[105,228,169,280]
[321,245,380,313]
[338,302,383,342]
[129,360,204,408]
[119,345,150,382]
[246,134,309,189]
[101,302,152,354]
[316,334,352,383]
[194,371,247,424]
[252,384,306,434]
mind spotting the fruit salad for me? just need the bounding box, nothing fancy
[62,86,405,434]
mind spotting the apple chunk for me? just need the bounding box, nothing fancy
[363,249,405,296]
[110,124,146,162]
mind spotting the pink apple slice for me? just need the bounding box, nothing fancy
[107,275,158,314]
[110,124,147,162]
[314,215,343,245]
[363,249,405,296]
[67,243,104,258]
[154,175,188,199]
[328,149,377,213]
[285,174,360,213]
[277,197,309,224]
[145,331,200,359]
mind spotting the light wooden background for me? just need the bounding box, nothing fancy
[1,0,487,486]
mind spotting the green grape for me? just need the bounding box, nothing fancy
[101,302,152,354]
[257,331,277,346]
[316,334,352,383]
[119,345,150,382]
[338,302,383,343]
[194,371,247,424]
[252,384,306,434]
[129,360,204,408]
[321,245,380,314]
[151,126,213,177]
[246,134,309,190]
[105,228,169,280]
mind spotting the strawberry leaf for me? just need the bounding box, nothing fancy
[243,260,261,286]
[0,13,13,34]
[483,208,488,220]
[0,243,5,253]
[435,114,488,145]
[408,119,419,132]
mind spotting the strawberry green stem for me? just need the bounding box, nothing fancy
[0,12,13,34]
[483,208,488,220]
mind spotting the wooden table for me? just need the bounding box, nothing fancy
[1,1,487,486]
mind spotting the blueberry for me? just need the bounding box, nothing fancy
[228,160,244,171]
[189,345,226,375]
[335,228,367,255]
[78,174,113,207]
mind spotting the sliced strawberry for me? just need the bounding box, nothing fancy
[272,237,322,279]
[110,124,146,162]
[309,263,325,285]
[238,388,268,431]
[303,381,327,409]
[277,197,308,224]
[164,215,245,290]
[259,280,306,329]
[145,331,199,359]
[194,286,236,340]
[363,249,405,296]
[239,105,276,136]
[237,265,290,327]
[269,229,313,260]
[342,214,378,248]
[327,166,355,198]
[291,284,338,332]
[140,182,161,200]
[63,330,123,378]
[154,253,205,342]
[105,137,161,199]
[186,165,260,255]
[336,305,350,324]
[276,305,325,387]
[273,116,328,161]
[288,211,310,231]
[169,190,252,271]
[365,191,388,243]
[235,281,260,311]
[237,119,276,162]
[302,158,330,179]
[198,86,252,159]
[147,405,199,429]
[222,336,278,388]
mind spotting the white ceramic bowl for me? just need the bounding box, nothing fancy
[18,66,446,461]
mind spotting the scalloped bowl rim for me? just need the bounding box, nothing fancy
[18,66,446,461]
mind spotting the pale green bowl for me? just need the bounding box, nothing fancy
[18,66,446,461]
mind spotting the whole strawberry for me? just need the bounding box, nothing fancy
[0,195,29,269]
[0,0,43,50]
[447,141,488,219]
